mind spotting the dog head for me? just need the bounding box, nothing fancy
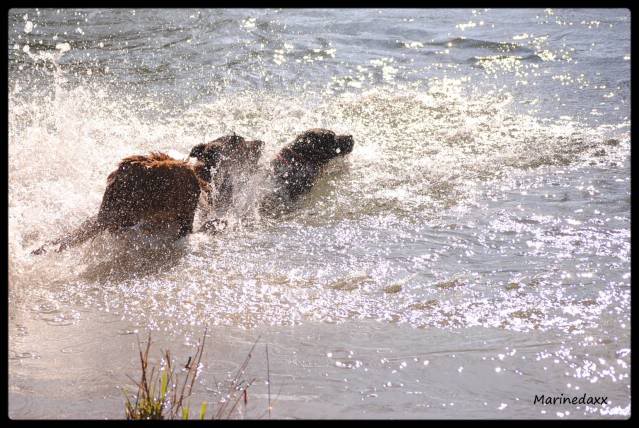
[289,129,354,164]
[189,134,264,176]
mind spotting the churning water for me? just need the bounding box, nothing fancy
[9,9,630,419]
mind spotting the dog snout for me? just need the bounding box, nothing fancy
[336,135,354,155]
[189,144,206,160]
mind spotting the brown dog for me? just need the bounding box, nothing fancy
[189,134,264,213]
[32,152,210,254]
[260,128,354,214]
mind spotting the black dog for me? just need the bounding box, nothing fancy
[260,128,354,214]
[189,134,264,231]
[189,134,264,211]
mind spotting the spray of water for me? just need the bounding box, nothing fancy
[9,46,629,331]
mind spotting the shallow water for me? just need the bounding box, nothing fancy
[8,8,630,419]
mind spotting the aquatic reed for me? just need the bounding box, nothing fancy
[123,329,267,420]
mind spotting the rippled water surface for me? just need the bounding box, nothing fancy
[9,8,630,419]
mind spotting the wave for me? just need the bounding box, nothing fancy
[427,37,535,55]
[468,53,543,65]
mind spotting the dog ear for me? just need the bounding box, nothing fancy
[290,133,314,159]
[205,146,223,165]
[193,161,212,183]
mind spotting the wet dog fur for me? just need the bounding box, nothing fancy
[260,128,354,214]
[189,134,264,212]
[32,152,209,254]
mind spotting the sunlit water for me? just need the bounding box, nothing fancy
[9,8,630,419]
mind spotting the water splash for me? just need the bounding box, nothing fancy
[8,39,629,333]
